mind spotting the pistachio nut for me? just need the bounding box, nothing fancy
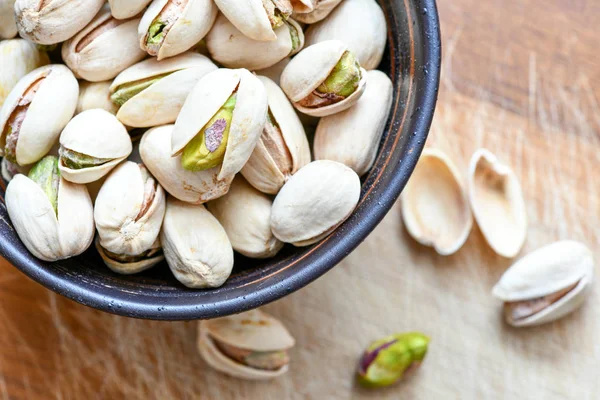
[61,7,146,82]
[254,57,291,86]
[172,68,268,182]
[138,0,218,60]
[161,197,234,288]
[400,149,473,256]
[492,241,594,327]
[108,0,153,20]
[314,70,392,176]
[140,125,232,204]
[96,237,164,275]
[1,157,31,182]
[198,309,295,380]
[5,155,95,261]
[206,13,303,70]
[58,109,132,184]
[15,0,105,45]
[76,81,119,116]
[241,75,310,195]
[207,176,284,259]
[358,332,430,388]
[0,38,49,107]
[0,0,17,39]
[0,64,78,166]
[94,161,166,271]
[468,149,527,258]
[292,0,343,24]
[214,0,294,42]
[305,0,387,70]
[271,160,360,246]
[109,52,217,127]
[280,40,367,117]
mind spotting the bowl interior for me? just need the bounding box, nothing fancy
[0,0,441,320]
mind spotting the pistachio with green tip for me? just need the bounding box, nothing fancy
[358,332,430,388]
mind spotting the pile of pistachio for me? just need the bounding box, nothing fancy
[0,0,391,288]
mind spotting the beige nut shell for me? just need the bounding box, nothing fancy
[213,0,279,41]
[95,237,164,275]
[0,0,17,39]
[77,81,119,116]
[293,0,343,24]
[108,0,152,19]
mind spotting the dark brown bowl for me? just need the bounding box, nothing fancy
[0,0,441,320]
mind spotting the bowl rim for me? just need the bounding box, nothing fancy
[0,0,441,320]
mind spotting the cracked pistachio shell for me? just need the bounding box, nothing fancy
[206,13,304,70]
[6,157,94,261]
[0,64,78,166]
[94,161,166,258]
[0,0,17,39]
[140,125,231,204]
[492,241,594,327]
[198,309,295,380]
[109,52,217,127]
[207,176,284,259]
[0,38,49,107]
[241,75,310,195]
[108,0,153,19]
[271,160,360,246]
[58,109,132,184]
[400,149,473,256]
[293,0,342,24]
[1,158,31,182]
[468,149,527,258]
[280,40,367,117]
[314,69,392,176]
[139,0,217,60]
[305,0,387,70]
[161,197,234,288]
[172,68,268,182]
[95,237,164,275]
[62,7,146,82]
[15,0,105,44]
[76,81,119,116]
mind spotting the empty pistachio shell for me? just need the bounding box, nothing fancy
[0,39,49,107]
[0,0,17,39]
[214,0,294,42]
[1,157,31,182]
[139,0,218,60]
[400,149,473,256]
[15,0,105,44]
[76,81,119,116]
[206,13,304,70]
[172,68,268,182]
[140,125,231,204]
[110,52,217,127]
[280,40,367,117]
[108,0,153,19]
[58,109,132,184]
[292,0,342,24]
[492,241,594,327]
[305,0,387,70]
[208,176,284,259]
[468,149,527,258]
[254,57,291,85]
[198,309,295,380]
[6,156,94,261]
[314,70,392,176]
[161,197,234,288]
[95,237,164,275]
[94,161,166,266]
[271,160,360,246]
[0,64,78,166]
[241,75,310,194]
[62,7,146,82]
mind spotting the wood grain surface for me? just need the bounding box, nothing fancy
[1,1,599,399]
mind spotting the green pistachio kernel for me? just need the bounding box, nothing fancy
[358,332,430,388]
[147,19,167,46]
[111,72,172,106]
[287,21,300,54]
[267,0,293,29]
[181,93,237,171]
[28,156,60,215]
[317,50,362,98]
[59,147,113,170]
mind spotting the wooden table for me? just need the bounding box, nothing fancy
[1,1,599,398]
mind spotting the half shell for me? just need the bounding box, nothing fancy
[198,309,295,380]
[0,0,17,39]
[401,149,473,256]
[76,81,119,116]
[108,0,153,19]
[492,240,594,327]
[271,160,360,246]
[468,149,527,258]
[161,197,234,288]
[110,52,217,127]
[207,176,284,259]
[292,0,342,24]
